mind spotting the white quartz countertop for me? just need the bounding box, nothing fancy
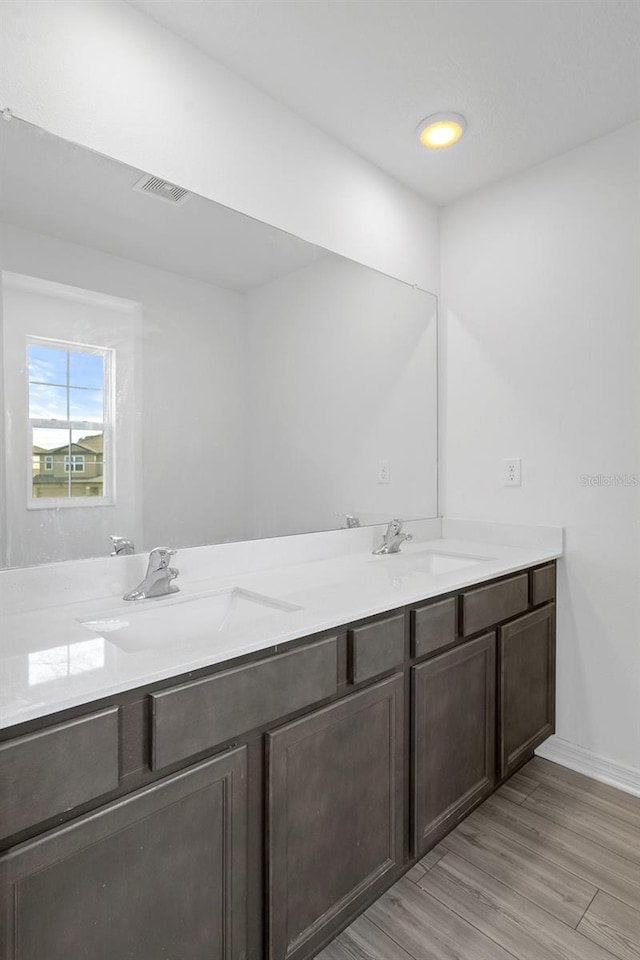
[0,533,561,729]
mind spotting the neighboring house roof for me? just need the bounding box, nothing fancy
[75,434,103,453]
[38,439,102,456]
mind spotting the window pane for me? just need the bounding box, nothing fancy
[28,344,68,385]
[72,430,103,454]
[32,427,71,499]
[33,426,71,450]
[69,388,104,422]
[71,430,104,497]
[28,382,68,420]
[27,341,113,507]
[71,477,104,497]
[69,352,104,389]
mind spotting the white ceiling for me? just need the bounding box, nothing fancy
[128,0,640,205]
[0,119,325,292]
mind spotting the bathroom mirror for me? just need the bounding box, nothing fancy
[0,117,438,568]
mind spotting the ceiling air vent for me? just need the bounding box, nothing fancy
[133,174,191,206]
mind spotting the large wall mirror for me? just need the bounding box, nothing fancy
[0,117,438,568]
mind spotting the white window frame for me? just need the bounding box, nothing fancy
[43,455,53,471]
[27,336,115,509]
[2,270,142,568]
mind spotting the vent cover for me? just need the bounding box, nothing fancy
[133,174,191,206]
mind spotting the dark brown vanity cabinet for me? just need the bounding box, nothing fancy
[0,748,248,960]
[266,674,404,960]
[412,632,496,856]
[499,604,556,777]
[0,561,557,960]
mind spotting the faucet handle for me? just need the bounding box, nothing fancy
[110,536,135,556]
[148,546,177,569]
[335,512,361,529]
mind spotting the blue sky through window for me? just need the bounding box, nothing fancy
[69,351,104,389]
[69,388,104,421]
[28,344,105,424]
[28,344,67,385]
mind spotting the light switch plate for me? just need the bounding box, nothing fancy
[378,460,390,484]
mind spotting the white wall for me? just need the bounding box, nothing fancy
[0,0,439,293]
[440,122,640,776]
[2,224,248,560]
[245,255,438,538]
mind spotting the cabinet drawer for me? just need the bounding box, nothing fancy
[0,707,119,840]
[531,563,556,606]
[461,573,528,636]
[150,637,338,770]
[348,613,404,684]
[411,597,457,659]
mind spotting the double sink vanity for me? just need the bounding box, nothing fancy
[0,520,561,960]
[0,115,562,960]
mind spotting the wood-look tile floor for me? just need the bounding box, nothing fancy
[317,758,640,960]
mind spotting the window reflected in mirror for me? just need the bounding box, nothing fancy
[28,340,109,501]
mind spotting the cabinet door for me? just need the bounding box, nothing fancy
[267,674,403,960]
[0,748,247,960]
[412,632,496,856]
[500,604,556,777]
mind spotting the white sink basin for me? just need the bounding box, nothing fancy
[371,549,492,575]
[78,588,303,653]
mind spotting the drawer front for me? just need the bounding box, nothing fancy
[150,637,338,770]
[0,707,120,840]
[348,614,404,684]
[411,597,457,659]
[531,563,556,606]
[461,574,529,636]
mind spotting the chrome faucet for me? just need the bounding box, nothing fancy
[123,547,179,601]
[110,535,135,557]
[372,519,413,555]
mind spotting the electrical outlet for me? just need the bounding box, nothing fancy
[378,460,390,484]
[503,458,522,487]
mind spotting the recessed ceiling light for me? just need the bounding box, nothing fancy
[416,113,466,150]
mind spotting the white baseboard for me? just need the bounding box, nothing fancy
[535,736,640,797]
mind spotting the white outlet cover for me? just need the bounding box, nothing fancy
[503,458,522,486]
